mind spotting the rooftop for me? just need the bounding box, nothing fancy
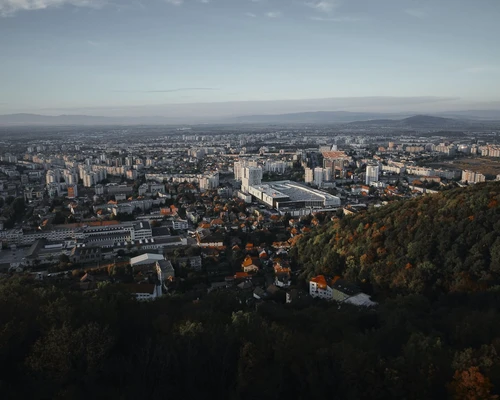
[251,181,340,205]
[321,151,350,160]
[130,253,164,266]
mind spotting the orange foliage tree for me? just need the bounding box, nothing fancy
[448,366,498,400]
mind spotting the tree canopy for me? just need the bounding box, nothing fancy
[292,182,500,297]
[2,277,500,399]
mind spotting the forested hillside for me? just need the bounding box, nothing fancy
[293,182,500,297]
[2,183,500,399]
[2,278,500,399]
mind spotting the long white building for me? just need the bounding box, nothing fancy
[247,180,340,215]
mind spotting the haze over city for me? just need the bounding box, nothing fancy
[1,0,500,118]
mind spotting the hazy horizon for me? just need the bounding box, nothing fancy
[2,96,500,119]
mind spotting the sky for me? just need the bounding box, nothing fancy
[1,0,500,117]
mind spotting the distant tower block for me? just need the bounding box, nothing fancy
[366,165,379,185]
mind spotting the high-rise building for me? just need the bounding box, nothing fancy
[366,165,379,185]
[322,150,351,179]
[200,172,220,191]
[234,159,260,181]
[242,166,262,192]
[126,169,138,180]
[46,169,59,185]
[83,172,97,187]
[314,167,324,187]
[233,161,243,181]
[461,170,486,184]
[323,168,332,182]
[305,168,314,184]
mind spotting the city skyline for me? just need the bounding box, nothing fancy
[1,0,500,116]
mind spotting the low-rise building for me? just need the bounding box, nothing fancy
[155,260,175,283]
[309,275,333,299]
[309,275,376,307]
[70,246,102,264]
[125,284,162,301]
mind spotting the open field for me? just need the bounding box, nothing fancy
[426,157,500,177]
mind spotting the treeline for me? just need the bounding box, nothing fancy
[2,278,500,399]
[292,182,500,297]
[0,196,25,229]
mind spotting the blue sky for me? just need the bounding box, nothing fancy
[1,0,500,116]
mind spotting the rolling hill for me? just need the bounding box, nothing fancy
[0,111,498,126]
[292,182,500,297]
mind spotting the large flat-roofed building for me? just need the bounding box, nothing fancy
[248,180,340,215]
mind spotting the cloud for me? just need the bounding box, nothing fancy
[0,0,106,16]
[113,88,219,93]
[309,15,362,22]
[305,0,340,14]
[245,12,256,17]
[165,0,183,5]
[265,11,281,18]
[404,8,426,18]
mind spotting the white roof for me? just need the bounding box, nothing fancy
[344,293,377,307]
[130,253,164,266]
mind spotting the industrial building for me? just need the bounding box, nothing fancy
[247,180,341,216]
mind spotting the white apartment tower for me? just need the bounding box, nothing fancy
[366,165,379,185]
[304,168,314,184]
[200,172,220,191]
[241,166,262,192]
[314,167,324,187]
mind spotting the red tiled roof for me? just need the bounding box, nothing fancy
[310,275,328,289]
[322,151,349,159]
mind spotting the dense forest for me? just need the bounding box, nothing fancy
[2,278,500,399]
[292,181,500,298]
[2,182,500,399]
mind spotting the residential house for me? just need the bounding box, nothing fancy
[274,261,291,287]
[196,229,224,248]
[124,283,162,301]
[241,255,260,273]
[309,275,333,299]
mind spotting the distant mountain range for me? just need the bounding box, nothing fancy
[345,115,460,128]
[0,110,499,126]
[232,111,500,125]
[0,113,175,126]
[232,111,406,124]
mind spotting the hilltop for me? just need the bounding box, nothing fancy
[292,182,500,297]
